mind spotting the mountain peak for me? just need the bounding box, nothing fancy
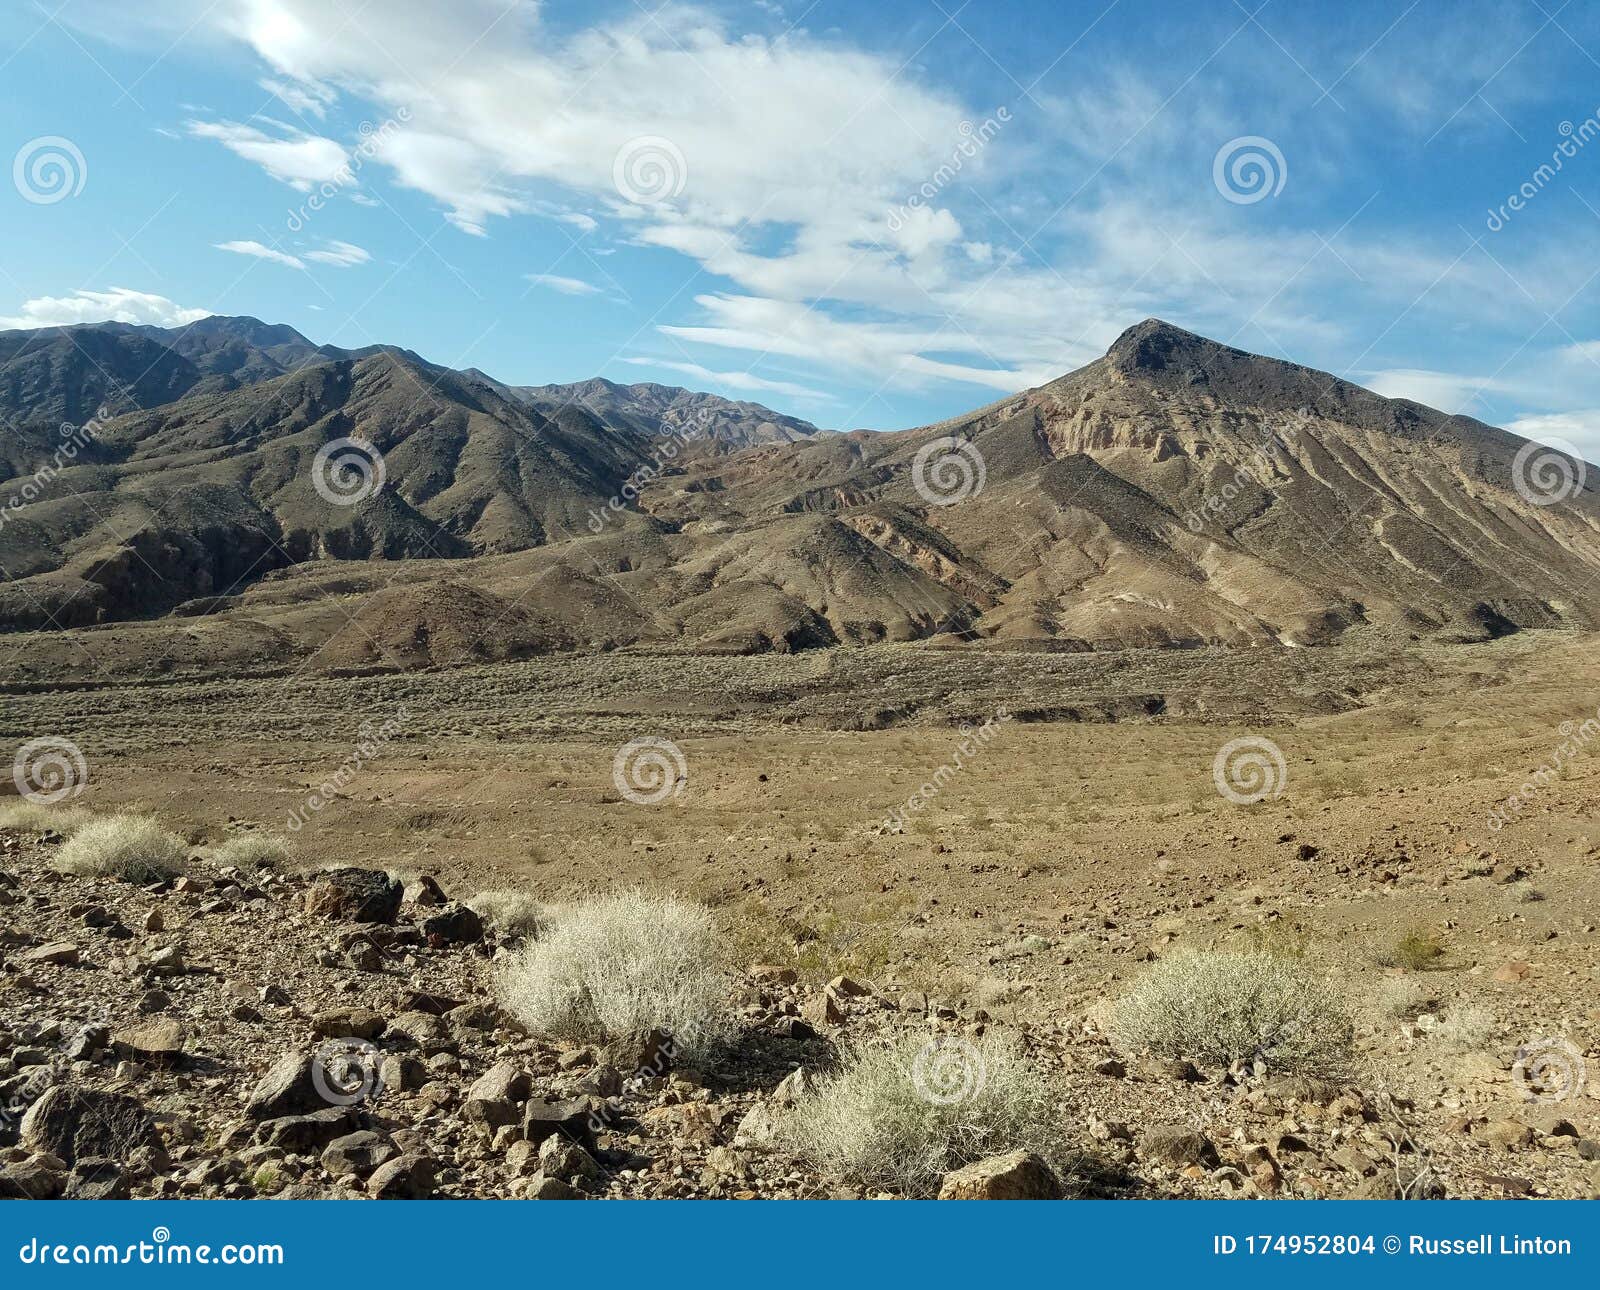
[1103,318,1228,375]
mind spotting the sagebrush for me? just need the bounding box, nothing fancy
[213,833,291,869]
[55,814,188,883]
[779,1030,1064,1196]
[1115,948,1354,1077]
[0,802,94,836]
[495,889,734,1062]
[467,888,544,940]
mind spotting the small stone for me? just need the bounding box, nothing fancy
[320,1130,396,1177]
[1484,1118,1534,1149]
[750,964,798,985]
[1139,1125,1220,1168]
[245,1054,323,1119]
[19,942,78,966]
[138,990,171,1014]
[111,1019,186,1061]
[937,1151,1062,1199]
[1092,1057,1126,1078]
[523,1097,595,1146]
[367,1155,435,1199]
[311,1008,387,1041]
[420,903,483,945]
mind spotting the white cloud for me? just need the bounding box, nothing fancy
[303,239,371,267]
[1507,411,1600,461]
[526,273,601,297]
[621,356,828,401]
[215,239,305,269]
[1363,369,1509,415]
[259,76,336,118]
[186,118,348,190]
[0,287,212,330]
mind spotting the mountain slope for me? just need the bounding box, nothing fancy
[513,376,823,448]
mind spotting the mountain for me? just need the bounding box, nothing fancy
[2,317,1598,675]
[510,377,821,449]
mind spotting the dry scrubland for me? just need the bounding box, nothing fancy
[0,631,1598,1198]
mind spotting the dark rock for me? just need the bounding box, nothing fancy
[321,1130,396,1177]
[523,1096,595,1146]
[367,1155,435,1199]
[65,1158,129,1199]
[245,1054,323,1119]
[0,1158,66,1199]
[420,903,483,945]
[405,875,448,907]
[257,1107,359,1151]
[303,868,403,923]
[311,1008,387,1041]
[20,1086,165,1167]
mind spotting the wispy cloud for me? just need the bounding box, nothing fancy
[186,119,348,191]
[622,356,830,401]
[304,239,371,267]
[526,273,602,297]
[214,239,304,270]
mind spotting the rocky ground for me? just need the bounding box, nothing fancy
[1,819,1597,1201]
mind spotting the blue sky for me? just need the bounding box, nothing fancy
[4,1,1600,448]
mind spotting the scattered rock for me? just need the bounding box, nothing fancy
[303,869,403,924]
[111,1019,186,1061]
[1139,1125,1220,1168]
[937,1151,1062,1199]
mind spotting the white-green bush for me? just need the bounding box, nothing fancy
[55,814,188,883]
[780,1030,1062,1196]
[0,802,94,836]
[213,833,291,870]
[496,889,734,1062]
[467,888,544,941]
[1115,948,1354,1077]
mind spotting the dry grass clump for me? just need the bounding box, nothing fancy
[1430,1004,1496,1053]
[213,833,291,869]
[780,1030,1063,1196]
[1377,927,1446,971]
[495,889,734,1062]
[1115,948,1354,1077]
[0,801,94,836]
[55,814,187,883]
[467,889,545,941]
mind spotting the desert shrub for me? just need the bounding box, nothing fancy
[1430,1004,1496,1053]
[780,1030,1062,1196]
[495,889,734,1061]
[1114,948,1354,1077]
[1375,976,1435,1020]
[55,814,187,883]
[0,802,93,836]
[467,888,545,940]
[1378,927,1446,971]
[213,833,291,869]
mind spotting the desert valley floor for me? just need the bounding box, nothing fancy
[1,631,1597,1198]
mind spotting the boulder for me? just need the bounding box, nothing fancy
[20,1087,164,1168]
[321,1130,397,1178]
[245,1053,323,1119]
[937,1150,1062,1200]
[1139,1125,1220,1168]
[18,942,79,966]
[367,1155,435,1199]
[65,1158,130,1200]
[311,1008,387,1041]
[523,1096,595,1146]
[420,903,483,945]
[302,868,403,923]
[257,1107,359,1151]
[111,1019,186,1061]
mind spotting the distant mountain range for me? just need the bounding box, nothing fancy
[1,314,1597,678]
